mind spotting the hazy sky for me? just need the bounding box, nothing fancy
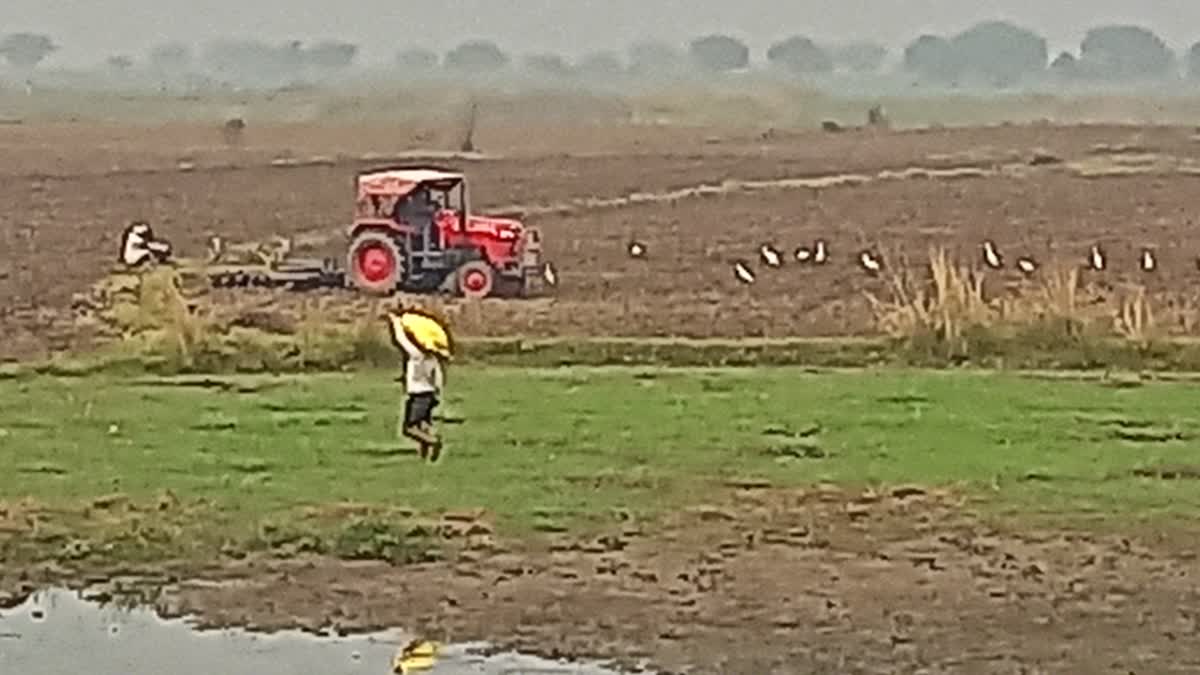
[2,0,1198,66]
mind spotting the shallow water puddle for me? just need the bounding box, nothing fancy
[0,588,634,675]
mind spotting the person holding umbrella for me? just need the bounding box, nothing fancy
[386,307,452,462]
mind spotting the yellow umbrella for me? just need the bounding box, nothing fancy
[392,639,442,673]
[388,310,452,359]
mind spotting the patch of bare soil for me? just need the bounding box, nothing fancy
[9,121,1200,363]
[132,487,1200,675]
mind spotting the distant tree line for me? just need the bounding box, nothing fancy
[4,22,1200,88]
[0,33,57,68]
[901,22,1181,85]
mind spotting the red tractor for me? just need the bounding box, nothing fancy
[346,167,550,298]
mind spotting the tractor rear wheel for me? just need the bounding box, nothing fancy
[348,230,405,295]
[456,260,495,299]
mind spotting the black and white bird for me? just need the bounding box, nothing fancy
[733,261,756,284]
[813,239,829,265]
[1140,248,1156,272]
[982,240,1003,269]
[543,262,558,286]
[1088,245,1105,271]
[760,244,782,267]
[859,250,883,274]
[628,241,646,259]
[119,221,173,268]
[1016,257,1038,275]
[794,247,813,263]
[207,235,225,262]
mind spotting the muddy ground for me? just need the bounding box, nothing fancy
[6,122,1200,358]
[43,487,1191,675]
[4,119,1200,671]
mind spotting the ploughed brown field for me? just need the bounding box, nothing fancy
[5,120,1200,358]
[6,120,1200,359]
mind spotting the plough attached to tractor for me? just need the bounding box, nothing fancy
[118,166,557,299]
[202,236,343,291]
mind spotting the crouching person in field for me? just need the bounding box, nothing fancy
[388,310,450,462]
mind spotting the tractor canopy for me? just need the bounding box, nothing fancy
[356,168,465,200]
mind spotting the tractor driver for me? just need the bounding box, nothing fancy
[394,188,440,250]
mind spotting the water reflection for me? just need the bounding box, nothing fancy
[0,588,634,675]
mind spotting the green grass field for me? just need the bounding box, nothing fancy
[2,367,1198,567]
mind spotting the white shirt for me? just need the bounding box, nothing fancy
[121,227,152,266]
[394,324,444,395]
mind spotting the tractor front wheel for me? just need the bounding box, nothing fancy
[348,231,404,295]
[456,260,495,299]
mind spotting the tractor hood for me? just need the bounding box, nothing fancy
[462,214,526,241]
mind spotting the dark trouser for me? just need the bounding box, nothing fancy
[400,392,438,435]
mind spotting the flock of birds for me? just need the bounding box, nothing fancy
[117,219,1172,294]
[623,237,1168,286]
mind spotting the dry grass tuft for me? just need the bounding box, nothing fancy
[865,247,991,355]
[864,245,1200,363]
[131,266,215,369]
[867,247,1133,359]
[1115,285,1157,345]
[1012,262,1085,338]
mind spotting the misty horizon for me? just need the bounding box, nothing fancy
[1,1,1199,67]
